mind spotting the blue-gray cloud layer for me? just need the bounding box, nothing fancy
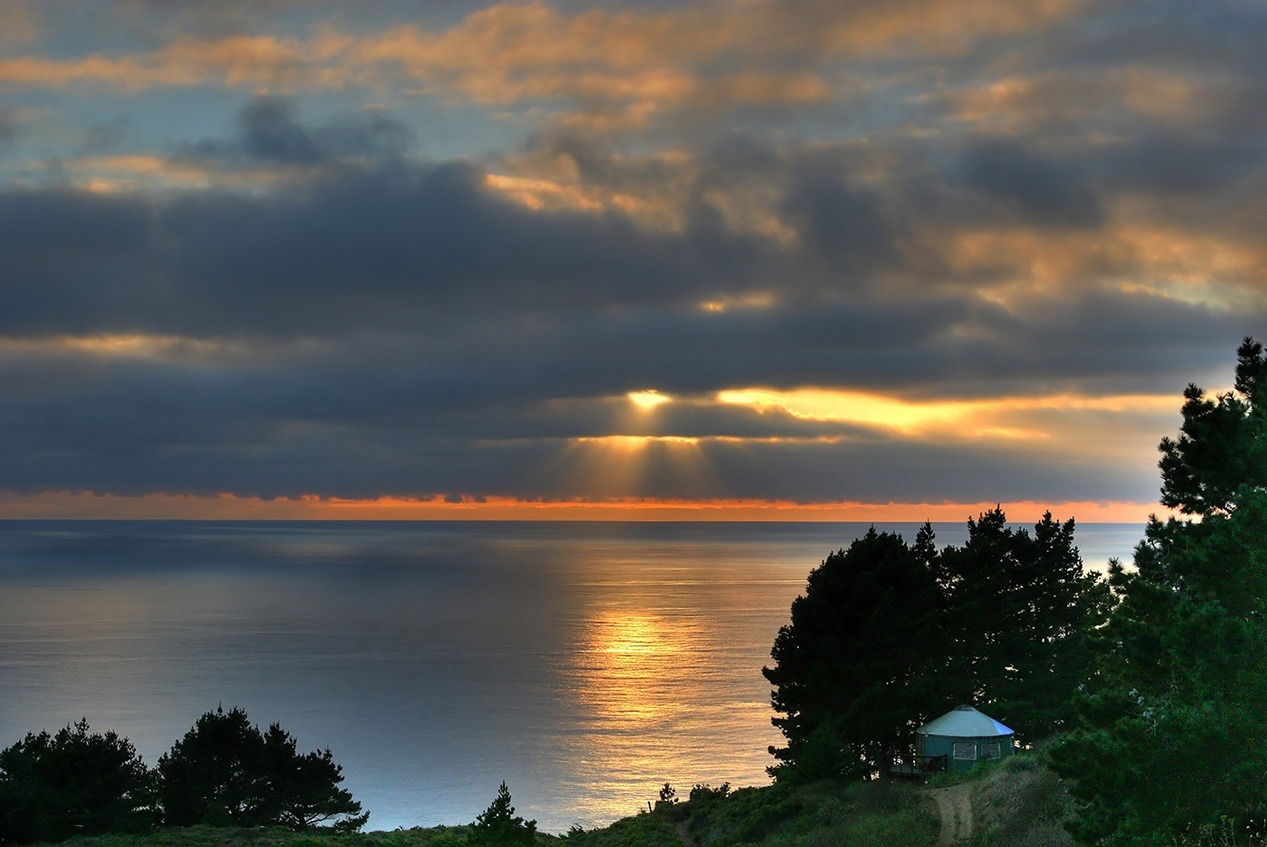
[0,0,1263,506]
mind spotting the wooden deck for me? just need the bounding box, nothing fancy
[890,753,948,778]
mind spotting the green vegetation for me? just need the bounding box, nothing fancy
[762,337,1266,844]
[0,707,365,845]
[1051,338,1267,846]
[763,525,946,781]
[158,706,367,833]
[467,782,537,846]
[11,762,1095,847]
[763,509,1106,782]
[561,778,938,847]
[10,825,479,847]
[0,719,157,843]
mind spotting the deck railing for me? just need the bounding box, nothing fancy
[890,752,948,776]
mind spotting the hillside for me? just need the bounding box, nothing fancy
[33,751,1084,847]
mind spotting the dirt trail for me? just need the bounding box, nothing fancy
[929,782,974,845]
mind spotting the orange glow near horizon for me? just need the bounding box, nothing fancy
[0,490,1164,524]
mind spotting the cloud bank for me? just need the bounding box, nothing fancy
[0,0,1262,516]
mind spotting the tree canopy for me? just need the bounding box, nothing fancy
[763,527,943,781]
[158,706,367,832]
[0,719,157,845]
[939,510,1109,739]
[764,512,1105,781]
[468,781,537,846]
[1051,338,1267,846]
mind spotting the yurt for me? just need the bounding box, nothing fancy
[916,704,1015,772]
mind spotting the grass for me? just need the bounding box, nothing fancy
[27,825,493,847]
[23,779,947,847]
[561,777,937,847]
[35,753,1096,847]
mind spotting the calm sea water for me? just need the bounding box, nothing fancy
[0,520,1142,832]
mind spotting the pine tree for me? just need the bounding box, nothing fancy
[260,723,368,832]
[0,719,157,845]
[939,509,1108,739]
[763,528,944,781]
[158,706,366,832]
[468,781,537,846]
[1052,338,1267,846]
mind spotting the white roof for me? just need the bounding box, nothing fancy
[917,705,1014,738]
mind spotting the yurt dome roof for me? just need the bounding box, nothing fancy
[916,704,1014,738]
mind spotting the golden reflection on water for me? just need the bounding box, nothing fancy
[558,602,780,825]
[582,609,701,727]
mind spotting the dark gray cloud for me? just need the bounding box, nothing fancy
[178,97,415,168]
[4,0,1267,511]
[780,164,902,276]
[957,141,1103,229]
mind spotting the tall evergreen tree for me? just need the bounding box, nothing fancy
[259,723,368,832]
[468,782,537,847]
[763,528,944,781]
[1052,338,1267,846]
[940,509,1108,739]
[158,706,366,832]
[765,513,1107,782]
[0,719,157,845]
[158,706,268,827]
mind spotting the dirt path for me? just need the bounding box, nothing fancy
[929,782,974,845]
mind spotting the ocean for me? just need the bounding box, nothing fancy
[0,520,1143,832]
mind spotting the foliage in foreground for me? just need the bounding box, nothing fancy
[0,719,157,844]
[763,508,1107,782]
[16,824,481,847]
[562,778,937,847]
[1051,337,1267,846]
[468,782,537,846]
[0,707,366,846]
[159,707,366,832]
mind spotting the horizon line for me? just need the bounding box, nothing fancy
[0,491,1166,524]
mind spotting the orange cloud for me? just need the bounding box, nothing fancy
[771,0,1086,57]
[0,34,334,93]
[0,0,1085,122]
[0,1,39,49]
[941,66,1233,135]
[0,333,251,364]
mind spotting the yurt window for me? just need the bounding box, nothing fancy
[983,741,1002,760]
[953,741,977,761]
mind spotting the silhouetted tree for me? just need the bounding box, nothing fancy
[0,719,157,845]
[468,781,537,846]
[763,528,944,781]
[158,706,268,827]
[939,508,1108,738]
[766,510,1108,782]
[259,723,368,832]
[1052,338,1267,845]
[158,706,366,832]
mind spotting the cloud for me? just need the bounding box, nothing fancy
[0,0,1087,129]
[0,108,30,146]
[0,1,39,49]
[2,1,1265,509]
[0,139,1255,505]
[176,97,415,168]
[957,141,1103,229]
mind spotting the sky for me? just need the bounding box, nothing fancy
[0,0,1263,521]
